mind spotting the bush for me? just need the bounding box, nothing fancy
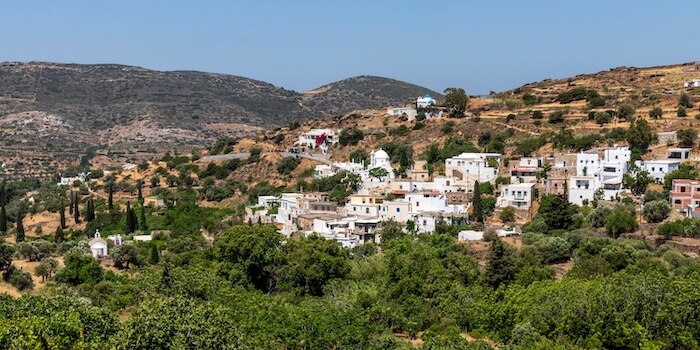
[339,128,364,146]
[587,205,612,228]
[678,105,688,117]
[589,96,606,107]
[500,206,516,223]
[277,157,301,175]
[522,93,539,106]
[643,189,664,203]
[3,264,34,290]
[441,121,455,134]
[617,104,635,121]
[531,110,543,119]
[648,107,663,119]
[483,230,498,242]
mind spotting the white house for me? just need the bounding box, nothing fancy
[576,153,600,177]
[667,148,692,160]
[405,190,454,213]
[416,94,437,108]
[387,107,418,120]
[635,159,681,183]
[411,212,439,234]
[684,80,700,88]
[89,230,108,258]
[445,153,501,184]
[568,176,599,206]
[497,183,535,209]
[510,157,542,184]
[295,129,340,154]
[277,193,305,237]
[600,147,630,181]
[311,217,358,249]
[347,194,383,217]
[379,200,412,222]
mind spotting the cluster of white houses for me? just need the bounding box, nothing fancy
[254,126,694,247]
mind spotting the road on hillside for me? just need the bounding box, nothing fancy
[199,152,333,165]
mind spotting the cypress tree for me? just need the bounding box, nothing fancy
[485,237,517,288]
[125,201,133,233]
[472,180,484,223]
[107,181,114,210]
[86,198,95,222]
[0,179,6,207]
[139,206,147,231]
[54,225,64,244]
[149,244,159,264]
[16,212,25,243]
[73,193,80,224]
[69,191,74,215]
[130,207,138,233]
[0,206,6,233]
[59,205,66,229]
[137,180,144,204]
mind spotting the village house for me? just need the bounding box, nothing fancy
[445,153,501,184]
[497,183,535,209]
[379,200,412,222]
[387,107,418,120]
[295,129,340,154]
[635,159,681,183]
[277,193,305,237]
[669,179,700,213]
[346,194,383,217]
[568,175,598,206]
[407,160,430,182]
[667,148,692,160]
[510,157,542,184]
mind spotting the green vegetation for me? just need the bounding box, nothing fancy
[444,87,468,117]
[339,127,365,146]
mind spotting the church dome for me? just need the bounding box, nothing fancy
[374,149,390,160]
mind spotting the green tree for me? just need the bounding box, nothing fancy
[338,127,364,146]
[678,105,688,117]
[150,175,160,188]
[626,118,657,150]
[444,87,468,117]
[677,128,698,148]
[500,206,516,223]
[214,225,282,293]
[369,167,389,181]
[472,180,483,223]
[35,257,58,281]
[606,205,637,238]
[594,111,612,125]
[112,244,140,269]
[124,201,135,233]
[55,252,104,285]
[642,200,672,223]
[617,103,635,121]
[54,225,64,244]
[648,106,663,119]
[485,238,517,288]
[623,170,651,196]
[537,194,575,230]
[0,206,6,233]
[283,235,350,296]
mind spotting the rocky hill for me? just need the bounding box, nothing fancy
[0,62,440,177]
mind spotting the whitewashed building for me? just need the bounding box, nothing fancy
[295,129,340,154]
[277,193,305,237]
[635,159,681,183]
[568,176,599,206]
[379,200,412,222]
[497,183,535,209]
[89,230,108,258]
[416,94,436,108]
[445,153,501,184]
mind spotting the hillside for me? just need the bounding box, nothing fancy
[0,62,440,178]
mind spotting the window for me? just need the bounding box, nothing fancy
[396,208,400,213]
[422,220,427,226]
[365,208,369,214]
[675,199,682,205]
[416,201,420,207]
[681,187,687,193]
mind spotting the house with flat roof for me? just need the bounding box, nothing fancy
[497,183,535,209]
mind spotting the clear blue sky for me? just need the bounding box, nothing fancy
[2,1,699,94]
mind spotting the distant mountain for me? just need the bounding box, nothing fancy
[0,62,440,176]
[302,76,444,117]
